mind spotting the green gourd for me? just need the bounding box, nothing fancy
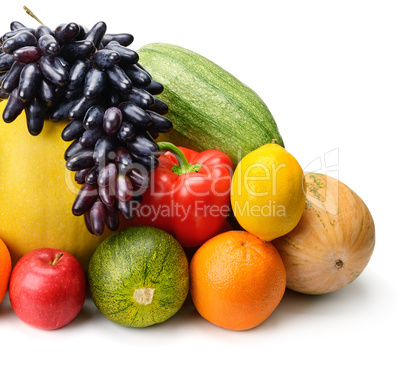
[138,43,284,165]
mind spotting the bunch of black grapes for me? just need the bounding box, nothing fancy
[0,18,172,235]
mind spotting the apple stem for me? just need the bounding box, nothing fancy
[51,253,63,265]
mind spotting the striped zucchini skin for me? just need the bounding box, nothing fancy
[88,226,189,327]
[138,43,284,165]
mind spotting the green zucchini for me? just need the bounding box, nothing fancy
[138,43,284,165]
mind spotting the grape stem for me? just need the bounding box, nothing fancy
[157,142,201,175]
[23,6,44,25]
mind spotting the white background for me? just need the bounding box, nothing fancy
[1,0,400,364]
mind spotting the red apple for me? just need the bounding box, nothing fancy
[9,248,86,330]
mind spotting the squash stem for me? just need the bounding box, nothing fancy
[157,142,201,175]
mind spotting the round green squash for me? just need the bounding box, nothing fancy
[88,226,189,327]
[138,43,284,165]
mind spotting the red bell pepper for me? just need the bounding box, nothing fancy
[134,142,233,247]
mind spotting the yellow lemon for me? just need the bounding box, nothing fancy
[230,142,305,241]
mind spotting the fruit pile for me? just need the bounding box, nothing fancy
[0,10,375,331]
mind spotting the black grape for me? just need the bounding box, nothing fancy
[84,22,107,49]
[10,21,28,31]
[83,68,107,99]
[69,59,91,90]
[92,49,120,70]
[83,211,94,234]
[25,96,45,135]
[89,201,106,236]
[148,97,169,115]
[126,131,159,156]
[75,167,91,184]
[123,86,154,109]
[49,98,77,121]
[102,88,122,107]
[18,63,42,102]
[106,65,132,93]
[117,198,139,220]
[72,183,98,216]
[0,52,15,71]
[2,31,37,54]
[1,61,26,94]
[104,41,138,65]
[35,25,54,38]
[64,139,87,161]
[147,110,173,133]
[68,95,100,120]
[2,88,26,122]
[0,88,8,99]
[101,33,134,47]
[103,106,122,135]
[93,136,115,165]
[85,165,100,185]
[66,149,95,171]
[12,46,41,63]
[60,40,95,63]
[75,25,88,41]
[144,80,164,95]
[130,152,159,171]
[39,56,70,86]
[115,174,133,202]
[38,78,56,106]
[104,203,119,231]
[118,101,151,128]
[83,105,104,130]
[116,121,135,141]
[38,34,60,56]
[62,119,86,141]
[114,147,133,173]
[1,28,35,44]
[79,125,105,148]
[54,23,80,43]
[124,63,151,87]
[128,168,149,190]
[99,184,115,207]
[98,163,117,187]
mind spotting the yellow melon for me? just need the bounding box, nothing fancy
[272,172,375,294]
[0,101,110,269]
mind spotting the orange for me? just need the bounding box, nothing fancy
[190,230,286,331]
[0,238,12,304]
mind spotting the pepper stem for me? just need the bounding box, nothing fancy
[157,142,201,175]
[23,6,44,25]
